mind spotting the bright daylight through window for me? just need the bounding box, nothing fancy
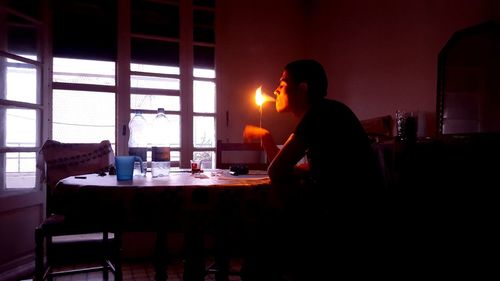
[52,57,216,169]
[2,0,217,191]
[2,57,39,189]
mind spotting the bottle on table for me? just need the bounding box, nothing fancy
[151,108,171,177]
[128,110,148,176]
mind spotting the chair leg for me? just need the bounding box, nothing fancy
[46,235,54,281]
[102,232,109,280]
[35,227,124,281]
[34,227,45,281]
[113,231,123,281]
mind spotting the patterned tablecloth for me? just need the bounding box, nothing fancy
[53,170,272,231]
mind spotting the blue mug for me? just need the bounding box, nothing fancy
[115,156,143,181]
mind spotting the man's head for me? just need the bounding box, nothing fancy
[274,59,328,114]
[284,59,328,99]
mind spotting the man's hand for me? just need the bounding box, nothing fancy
[243,125,270,143]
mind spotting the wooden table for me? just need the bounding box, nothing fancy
[53,170,271,281]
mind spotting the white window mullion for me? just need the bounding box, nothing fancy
[116,0,132,156]
[179,0,194,168]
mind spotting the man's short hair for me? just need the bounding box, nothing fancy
[284,59,328,100]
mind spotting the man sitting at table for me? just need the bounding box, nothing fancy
[241,59,386,280]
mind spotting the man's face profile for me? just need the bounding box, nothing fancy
[274,71,292,113]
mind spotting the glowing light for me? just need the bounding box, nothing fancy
[253,86,276,147]
[255,86,276,107]
[255,86,264,106]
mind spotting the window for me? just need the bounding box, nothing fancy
[51,0,118,151]
[52,58,116,149]
[192,1,216,169]
[193,73,216,168]
[51,0,216,169]
[127,0,216,169]
[0,3,44,191]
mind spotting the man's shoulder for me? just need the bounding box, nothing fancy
[323,97,347,106]
[317,98,354,114]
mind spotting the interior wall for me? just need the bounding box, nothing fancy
[217,0,498,141]
[216,0,306,144]
[306,0,497,137]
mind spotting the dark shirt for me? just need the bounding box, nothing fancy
[294,98,383,193]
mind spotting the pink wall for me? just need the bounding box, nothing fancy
[217,0,498,142]
[217,0,307,144]
[308,0,497,137]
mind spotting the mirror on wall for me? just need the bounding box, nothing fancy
[437,20,500,137]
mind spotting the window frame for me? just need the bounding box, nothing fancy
[0,3,47,194]
[49,0,217,169]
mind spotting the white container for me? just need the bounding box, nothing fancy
[152,146,171,177]
[151,108,171,177]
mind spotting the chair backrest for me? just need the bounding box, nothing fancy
[38,140,115,214]
[216,140,268,170]
[361,115,393,143]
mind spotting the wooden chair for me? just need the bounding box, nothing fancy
[216,140,268,170]
[34,140,122,281]
[360,114,394,143]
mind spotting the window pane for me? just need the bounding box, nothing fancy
[193,80,215,113]
[7,0,41,19]
[193,68,215,79]
[131,75,180,90]
[132,0,179,38]
[194,45,214,69]
[193,151,214,169]
[193,116,215,148]
[3,152,36,189]
[53,90,115,144]
[193,9,214,43]
[53,58,115,85]
[53,0,117,61]
[131,63,179,75]
[6,11,39,60]
[131,38,179,66]
[5,58,38,104]
[5,108,37,147]
[131,94,180,111]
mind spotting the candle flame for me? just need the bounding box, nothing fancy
[255,86,264,106]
